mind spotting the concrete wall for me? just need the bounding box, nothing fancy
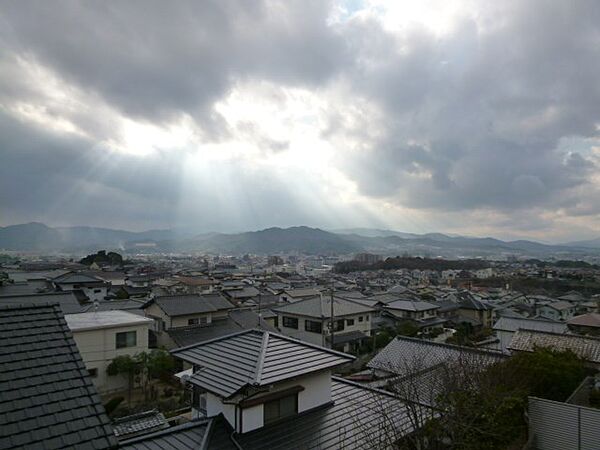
[71,323,150,394]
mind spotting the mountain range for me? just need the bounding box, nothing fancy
[1,222,600,258]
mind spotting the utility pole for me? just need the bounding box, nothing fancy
[257,292,262,329]
[329,280,335,349]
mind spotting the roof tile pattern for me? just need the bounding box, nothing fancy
[509,329,600,363]
[152,294,234,317]
[273,296,374,318]
[172,329,353,398]
[0,304,117,450]
[119,420,209,450]
[368,336,504,376]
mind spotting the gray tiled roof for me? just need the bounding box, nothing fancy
[226,378,424,449]
[0,291,85,314]
[152,294,234,317]
[167,312,276,348]
[53,272,106,284]
[368,336,505,377]
[509,329,600,363]
[493,316,568,334]
[119,420,210,450]
[0,303,117,450]
[273,296,374,318]
[171,329,354,398]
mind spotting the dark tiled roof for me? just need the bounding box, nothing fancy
[384,300,439,312]
[273,296,374,318]
[119,420,209,450]
[172,329,354,398]
[168,311,277,347]
[53,272,107,285]
[152,294,233,317]
[215,379,423,449]
[493,316,568,334]
[0,291,85,314]
[0,303,117,450]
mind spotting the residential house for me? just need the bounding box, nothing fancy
[167,309,277,348]
[567,313,600,336]
[273,295,375,352]
[52,272,109,302]
[508,329,600,370]
[65,310,153,394]
[492,316,568,353]
[134,329,428,449]
[279,288,322,303]
[457,295,494,328]
[144,294,234,348]
[381,300,446,333]
[537,301,576,321]
[0,304,118,449]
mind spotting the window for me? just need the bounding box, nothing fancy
[346,318,355,326]
[366,315,370,321]
[264,394,298,424]
[88,368,98,378]
[188,318,199,325]
[116,331,137,349]
[358,316,364,322]
[305,320,322,334]
[93,289,101,293]
[193,388,207,416]
[332,319,345,332]
[283,316,298,329]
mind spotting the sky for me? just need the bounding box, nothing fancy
[0,0,599,243]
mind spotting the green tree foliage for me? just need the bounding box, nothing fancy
[107,350,176,403]
[419,348,588,449]
[107,355,139,403]
[396,321,419,337]
[80,250,124,266]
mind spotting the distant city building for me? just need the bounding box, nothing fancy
[354,253,382,264]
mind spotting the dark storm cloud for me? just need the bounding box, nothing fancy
[1,0,600,235]
[0,0,346,133]
[337,0,600,213]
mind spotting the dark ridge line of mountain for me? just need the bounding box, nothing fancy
[1,222,599,255]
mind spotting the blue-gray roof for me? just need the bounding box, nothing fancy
[171,329,354,398]
[152,294,234,317]
[119,420,210,450]
[0,291,85,315]
[0,303,117,450]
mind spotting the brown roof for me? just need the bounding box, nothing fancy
[568,313,600,328]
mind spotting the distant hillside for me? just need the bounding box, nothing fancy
[0,222,177,252]
[1,222,599,258]
[186,226,360,254]
[564,237,600,249]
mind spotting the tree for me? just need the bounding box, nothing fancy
[107,355,139,404]
[108,350,176,403]
[376,347,587,449]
